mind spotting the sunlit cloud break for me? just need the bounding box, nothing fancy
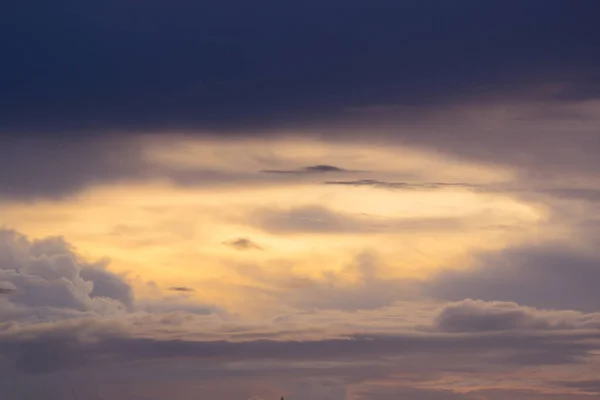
[2,1,600,399]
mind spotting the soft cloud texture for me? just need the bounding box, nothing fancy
[429,244,600,312]
[2,229,600,398]
[2,2,599,134]
[0,229,132,320]
[3,3,600,398]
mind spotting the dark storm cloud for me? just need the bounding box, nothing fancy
[1,1,599,134]
[2,1,600,203]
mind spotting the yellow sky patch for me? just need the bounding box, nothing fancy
[0,138,548,310]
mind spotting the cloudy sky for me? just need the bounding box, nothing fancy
[2,1,600,399]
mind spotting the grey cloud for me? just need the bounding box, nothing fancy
[325,180,600,205]
[0,138,368,201]
[0,282,16,294]
[223,238,264,251]
[0,363,381,400]
[1,290,600,399]
[253,205,462,235]
[8,337,94,374]
[0,229,133,320]
[434,299,600,333]
[0,136,295,201]
[468,388,600,400]
[0,135,308,201]
[428,244,600,312]
[3,98,600,204]
[4,228,600,397]
[262,165,355,174]
[305,165,352,173]
[338,99,600,179]
[4,99,600,203]
[80,266,134,310]
[542,187,600,203]
[134,297,219,317]
[0,135,146,201]
[167,287,196,293]
[553,380,600,394]
[324,179,485,191]
[4,326,600,375]
[5,362,599,400]
[355,386,469,400]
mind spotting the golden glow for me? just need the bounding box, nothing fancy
[142,135,515,183]
[1,137,550,311]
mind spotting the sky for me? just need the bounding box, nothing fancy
[2,1,600,399]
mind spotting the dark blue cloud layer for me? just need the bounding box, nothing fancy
[2,0,599,134]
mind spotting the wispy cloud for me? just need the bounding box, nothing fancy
[251,205,464,235]
[223,238,264,251]
[324,179,485,191]
[167,287,196,293]
[262,164,358,174]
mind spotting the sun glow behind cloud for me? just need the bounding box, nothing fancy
[0,137,547,311]
[4,2,600,398]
